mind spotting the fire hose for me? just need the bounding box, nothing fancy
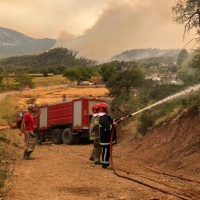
[109,127,192,200]
[109,111,200,199]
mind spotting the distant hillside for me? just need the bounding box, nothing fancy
[0,48,94,74]
[111,48,181,62]
[0,27,181,63]
[0,27,56,58]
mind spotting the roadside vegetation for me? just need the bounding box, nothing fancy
[0,128,23,198]
[0,97,20,197]
[0,94,24,198]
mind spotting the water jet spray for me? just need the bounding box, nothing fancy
[115,84,200,124]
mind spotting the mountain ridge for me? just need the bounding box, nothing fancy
[0,27,181,62]
[0,27,56,58]
[111,48,181,62]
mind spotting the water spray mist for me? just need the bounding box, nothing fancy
[116,84,200,124]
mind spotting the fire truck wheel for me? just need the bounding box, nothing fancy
[62,128,75,145]
[52,128,63,144]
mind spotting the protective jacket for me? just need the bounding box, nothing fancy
[99,113,116,146]
[89,114,99,140]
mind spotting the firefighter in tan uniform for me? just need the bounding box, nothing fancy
[89,104,102,164]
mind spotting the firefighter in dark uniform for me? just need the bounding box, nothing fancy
[89,104,102,164]
[98,102,117,169]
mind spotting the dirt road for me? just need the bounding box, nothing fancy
[5,143,146,200]
[4,139,199,200]
[3,144,164,200]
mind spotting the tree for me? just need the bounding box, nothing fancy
[189,51,200,83]
[106,69,145,98]
[15,72,34,88]
[57,66,66,74]
[190,51,200,69]
[64,67,82,85]
[106,68,145,97]
[63,67,93,85]
[172,0,200,38]
[177,49,189,66]
[106,69,145,113]
[177,51,200,84]
[42,68,48,77]
[99,64,116,83]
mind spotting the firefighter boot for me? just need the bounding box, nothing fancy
[102,163,109,169]
[89,149,94,161]
[102,163,113,170]
[23,151,28,159]
[94,160,101,165]
[26,151,34,160]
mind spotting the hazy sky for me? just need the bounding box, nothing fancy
[0,0,196,61]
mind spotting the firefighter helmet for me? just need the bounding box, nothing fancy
[92,104,99,113]
[98,102,109,113]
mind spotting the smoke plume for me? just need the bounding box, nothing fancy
[57,0,195,62]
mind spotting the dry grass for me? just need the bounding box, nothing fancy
[0,129,23,149]
[0,79,108,127]
[16,86,109,107]
[33,75,68,87]
[0,95,20,126]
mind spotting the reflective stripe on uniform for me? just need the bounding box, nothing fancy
[102,147,109,164]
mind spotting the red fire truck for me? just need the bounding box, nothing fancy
[16,97,110,145]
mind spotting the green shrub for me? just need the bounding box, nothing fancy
[183,92,200,114]
[137,111,154,135]
[136,90,200,135]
